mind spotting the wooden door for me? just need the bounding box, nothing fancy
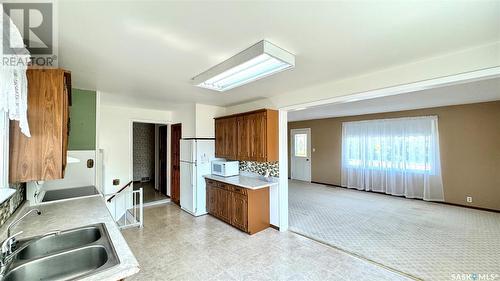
[218,188,231,223]
[170,123,182,204]
[231,193,248,231]
[249,112,266,161]
[159,125,168,196]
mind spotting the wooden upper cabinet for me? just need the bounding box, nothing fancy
[215,109,278,162]
[224,117,238,159]
[237,115,250,160]
[215,118,224,158]
[215,117,238,159]
[9,69,72,183]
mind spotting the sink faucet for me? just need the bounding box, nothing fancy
[0,230,60,276]
[0,209,42,267]
[7,209,41,237]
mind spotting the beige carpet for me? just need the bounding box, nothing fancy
[288,180,500,281]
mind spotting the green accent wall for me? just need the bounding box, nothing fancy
[68,89,96,150]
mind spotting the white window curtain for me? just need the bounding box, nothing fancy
[0,4,31,137]
[341,116,444,201]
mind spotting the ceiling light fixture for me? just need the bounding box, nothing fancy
[191,40,295,92]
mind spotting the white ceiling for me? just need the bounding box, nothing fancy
[57,1,500,110]
[287,77,500,121]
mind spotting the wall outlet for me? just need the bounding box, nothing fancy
[113,179,120,186]
[466,196,473,203]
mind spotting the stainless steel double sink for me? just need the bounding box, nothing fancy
[2,223,119,281]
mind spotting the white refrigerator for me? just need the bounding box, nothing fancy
[180,139,215,216]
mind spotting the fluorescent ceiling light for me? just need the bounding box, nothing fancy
[192,40,295,92]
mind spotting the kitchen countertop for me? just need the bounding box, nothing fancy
[204,172,278,190]
[0,196,140,281]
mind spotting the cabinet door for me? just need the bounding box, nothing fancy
[231,193,248,232]
[207,185,218,216]
[218,187,231,223]
[237,116,250,160]
[224,117,238,159]
[215,118,225,158]
[248,112,267,161]
[10,69,67,182]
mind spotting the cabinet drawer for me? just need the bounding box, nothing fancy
[231,185,248,195]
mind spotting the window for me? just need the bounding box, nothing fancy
[294,133,307,157]
[342,116,440,174]
[344,135,432,172]
[0,112,8,188]
[341,116,444,201]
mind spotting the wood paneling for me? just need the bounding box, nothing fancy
[205,178,269,235]
[9,69,71,182]
[215,109,278,162]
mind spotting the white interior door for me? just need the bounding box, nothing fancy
[291,128,311,182]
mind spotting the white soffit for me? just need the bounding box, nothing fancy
[288,77,500,121]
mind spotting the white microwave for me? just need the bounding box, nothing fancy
[211,160,239,177]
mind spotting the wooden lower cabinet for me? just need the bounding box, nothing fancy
[218,188,232,223]
[206,179,269,235]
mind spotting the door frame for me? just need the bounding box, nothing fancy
[290,128,311,182]
[129,119,171,197]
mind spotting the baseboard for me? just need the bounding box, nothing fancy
[327,184,500,214]
[270,224,279,231]
[311,181,342,188]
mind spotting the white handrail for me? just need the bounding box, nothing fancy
[106,184,143,229]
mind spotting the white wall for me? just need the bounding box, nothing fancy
[98,105,172,195]
[172,103,196,138]
[172,103,225,138]
[41,150,96,191]
[194,104,226,138]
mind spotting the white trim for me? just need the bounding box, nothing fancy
[166,124,171,197]
[0,112,9,189]
[281,67,500,111]
[129,119,171,196]
[95,91,102,193]
[154,125,159,190]
[278,109,289,231]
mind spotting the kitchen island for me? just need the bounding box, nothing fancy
[204,173,277,234]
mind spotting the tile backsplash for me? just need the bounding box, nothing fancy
[239,161,279,177]
[0,183,26,228]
